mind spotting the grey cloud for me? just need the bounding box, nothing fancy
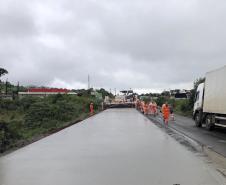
[1,0,226,92]
[0,1,37,38]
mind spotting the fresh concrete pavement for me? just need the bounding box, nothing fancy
[146,111,226,178]
[0,108,226,185]
[147,113,226,158]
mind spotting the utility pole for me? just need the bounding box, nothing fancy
[114,88,116,96]
[17,81,19,94]
[88,74,90,89]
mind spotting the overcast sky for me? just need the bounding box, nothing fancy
[1,0,226,93]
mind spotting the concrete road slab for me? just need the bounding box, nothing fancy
[148,113,226,157]
[0,109,225,185]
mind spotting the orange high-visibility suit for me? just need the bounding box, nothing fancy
[90,103,94,115]
[162,104,170,123]
[143,103,148,115]
[148,102,153,115]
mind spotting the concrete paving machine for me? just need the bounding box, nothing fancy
[104,90,135,108]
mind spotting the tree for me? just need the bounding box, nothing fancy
[0,68,8,93]
[161,90,170,97]
[97,88,114,99]
[193,77,205,90]
[0,68,8,78]
[189,77,205,108]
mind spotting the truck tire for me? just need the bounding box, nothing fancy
[205,114,215,131]
[195,112,202,127]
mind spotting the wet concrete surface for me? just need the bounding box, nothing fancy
[147,113,226,157]
[0,108,225,185]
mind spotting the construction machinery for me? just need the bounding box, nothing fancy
[104,90,135,108]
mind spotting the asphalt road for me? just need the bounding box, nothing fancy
[147,112,226,158]
[0,108,225,185]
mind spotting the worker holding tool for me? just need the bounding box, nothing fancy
[161,102,170,126]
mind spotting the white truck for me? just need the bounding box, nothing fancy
[193,66,226,130]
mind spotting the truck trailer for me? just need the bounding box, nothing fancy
[193,66,226,130]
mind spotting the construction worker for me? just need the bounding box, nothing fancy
[148,101,153,115]
[135,99,139,109]
[152,101,158,116]
[161,102,170,126]
[90,102,94,116]
[137,99,141,110]
[143,102,148,115]
[140,101,144,113]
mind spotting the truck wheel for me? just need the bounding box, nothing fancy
[195,112,202,127]
[205,115,215,131]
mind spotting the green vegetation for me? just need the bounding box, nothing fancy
[0,94,102,153]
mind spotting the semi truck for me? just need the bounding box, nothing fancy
[193,66,226,130]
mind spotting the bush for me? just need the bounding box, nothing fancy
[173,99,193,116]
[24,95,101,129]
[24,102,55,128]
[0,99,19,110]
[19,96,41,111]
[0,120,21,152]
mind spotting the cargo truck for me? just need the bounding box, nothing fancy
[193,66,226,130]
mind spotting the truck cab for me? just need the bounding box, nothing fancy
[193,83,204,127]
[193,83,204,115]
